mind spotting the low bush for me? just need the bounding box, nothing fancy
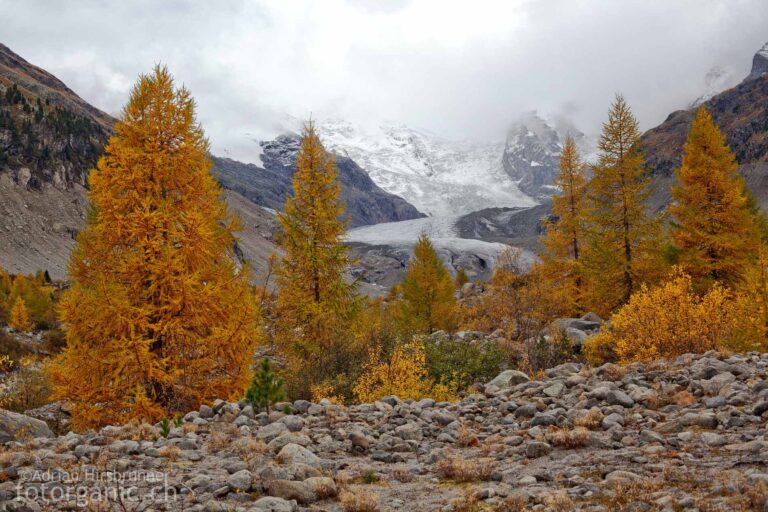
[584,270,734,365]
[423,333,504,393]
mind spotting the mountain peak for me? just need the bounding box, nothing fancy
[748,41,768,80]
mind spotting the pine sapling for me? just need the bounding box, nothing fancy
[245,358,286,413]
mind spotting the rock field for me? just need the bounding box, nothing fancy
[2,350,768,511]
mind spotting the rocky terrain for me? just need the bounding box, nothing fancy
[2,351,768,511]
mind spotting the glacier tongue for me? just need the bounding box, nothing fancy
[315,118,537,217]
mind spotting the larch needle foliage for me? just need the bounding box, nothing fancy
[539,135,588,316]
[353,339,454,403]
[9,297,32,333]
[50,66,261,429]
[395,233,457,334]
[584,269,734,365]
[670,107,759,290]
[583,95,662,316]
[274,122,360,399]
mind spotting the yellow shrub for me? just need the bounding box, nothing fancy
[727,247,768,353]
[310,381,345,405]
[585,270,734,364]
[353,339,454,403]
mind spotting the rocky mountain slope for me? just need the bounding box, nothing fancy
[3,350,768,511]
[0,43,422,279]
[502,112,594,201]
[213,133,425,228]
[642,42,768,211]
[0,43,112,278]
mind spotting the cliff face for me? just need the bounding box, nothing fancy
[0,44,114,278]
[0,43,113,189]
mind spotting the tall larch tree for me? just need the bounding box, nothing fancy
[50,66,261,429]
[395,233,457,334]
[583,94,661,315]
[539,135,588,316]
[274,122,360,398]
[9,297,32,332]
[670,107,759,290]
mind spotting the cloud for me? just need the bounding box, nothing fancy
[2,0,766,163]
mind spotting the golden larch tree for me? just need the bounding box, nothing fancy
[50,66,261,429]
[539,135,588,316]
[274,122,360,398]
[583,94,662,315]
[395,233,457,334]
[9,297,32,332]
[670,107,759,290]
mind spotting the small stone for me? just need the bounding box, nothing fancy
[606,390,635,408]
[250,496,298,512]
[265,480,316,504]
[395,422,423,441]
[227,469,252,492]
[701,432,726,446]
[753,400,768,416]
[605,470,642,483]
[199,404,214,418]
[525,442,551,458]
[277,443,321,467]
[543,382,565,398]
[488,370,530,388]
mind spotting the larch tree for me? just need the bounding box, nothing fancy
[583,94,662,315]
[9,297,32,332]
[50,66,261,429]
[670,107,759,290]
[395,233,457,334]
[274,122,360,398]
[539,135,588,316]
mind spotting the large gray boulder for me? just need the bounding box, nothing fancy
[488,370,530,388]
[0,409,54,442]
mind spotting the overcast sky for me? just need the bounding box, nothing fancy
[1,0,766,163]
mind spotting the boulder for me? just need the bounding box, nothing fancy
[488,370,530,388]
[0,409,54,442]
[277,443,321,468]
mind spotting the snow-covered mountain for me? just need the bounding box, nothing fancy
[314,118,536,217]
[502,111,595,200]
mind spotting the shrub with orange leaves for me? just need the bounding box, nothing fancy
[584,269,734,364]
[353,338,454,403]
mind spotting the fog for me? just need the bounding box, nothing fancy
[2,0,766,163]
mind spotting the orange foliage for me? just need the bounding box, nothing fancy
[583,95,663,316]
[274,122,361,399]
[9,297,32,332]
[539,135,588,316]
[670,107,759,290]
[353,339,454,403]
[584,269,734,364]
[50,66,261,429]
